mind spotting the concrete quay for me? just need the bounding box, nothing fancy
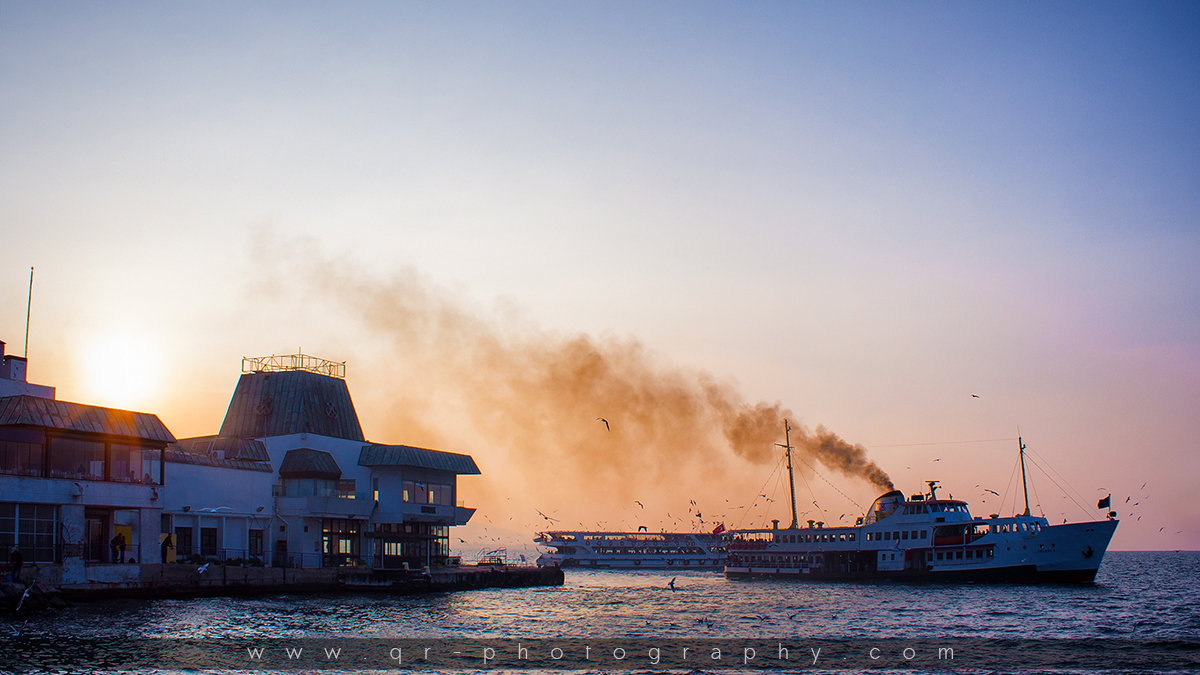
[8,562,564,604]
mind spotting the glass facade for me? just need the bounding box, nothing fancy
[23,436,163,484]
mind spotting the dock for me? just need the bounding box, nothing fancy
[6,562,563,606]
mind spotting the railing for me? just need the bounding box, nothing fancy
[242,353,346,378]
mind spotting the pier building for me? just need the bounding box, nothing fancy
[161,353,479,571]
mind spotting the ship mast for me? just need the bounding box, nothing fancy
[777,420,799,530]
[1019,436,1031,517]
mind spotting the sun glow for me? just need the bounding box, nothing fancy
[78,330,165,411]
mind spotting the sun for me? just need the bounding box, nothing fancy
[79,330,164,410]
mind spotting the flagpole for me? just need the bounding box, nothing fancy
[24,267,33,358]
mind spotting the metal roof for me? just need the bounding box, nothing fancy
[218,370,365,441]
[358,444,481,475]
[279,447,342,479]
[0,395,175,444]
[164,447,274,472]
[169,435,271,462]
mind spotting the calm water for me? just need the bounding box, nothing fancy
[4,551,1198,672]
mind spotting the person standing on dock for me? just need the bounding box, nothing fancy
[8,546,22,583]
[161,534,173,564]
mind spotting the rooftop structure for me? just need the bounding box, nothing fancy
[242,353,345,378]
[218,368,365,441]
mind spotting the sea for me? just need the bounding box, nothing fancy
[2,551,1198,674]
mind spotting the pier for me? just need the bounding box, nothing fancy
[6,562,563,606]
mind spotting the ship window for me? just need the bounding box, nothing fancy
[880,552,886,561]
[966,550,973,559]
[988,548,994,557]
[901,531,909,540]
[937,552,944,560]
[866,533,872,541]
[893,531,900,540]
[923,506,929,514]
[920,530,927,538]
[848,533,854,541]
[891,554,895,560]
[956,551,963,559]
[883,532,890,541]
[926,552,932,561]
[911,530,918,539]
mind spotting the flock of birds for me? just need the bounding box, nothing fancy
[452,410,1184,553]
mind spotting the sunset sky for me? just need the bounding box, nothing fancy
[1,2,1197,552]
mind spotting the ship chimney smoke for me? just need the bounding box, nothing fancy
[255,235,895,512]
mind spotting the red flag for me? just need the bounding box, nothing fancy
[712,523,726,535]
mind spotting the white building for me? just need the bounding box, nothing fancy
[0,340,176,581]
[162,354,478,569]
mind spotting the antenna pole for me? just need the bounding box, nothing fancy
[1019,437,1031,517]
[777,420,799,530]
[24,267,34,358]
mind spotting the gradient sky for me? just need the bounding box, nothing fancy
[1,2,1197,552]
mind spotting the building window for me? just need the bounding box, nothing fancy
[175,527,193,557]
[0,440,45,477]
[0,503,57,563]
[200,527,218,557]
[249,529,264,558]
[338,480,356,499]
[49,437,106,481]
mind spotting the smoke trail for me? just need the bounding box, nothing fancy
[253,235,893,521]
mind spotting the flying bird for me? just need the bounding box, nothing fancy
[15,588,31,612]
[985,489,1000,496]
[597,418,609,431]
[197,563,210,574]
[971,394,980,398]
[668,577,676,591]
[634,501,643,509]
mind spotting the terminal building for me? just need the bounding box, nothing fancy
[162,353,479,570]
[2,340,479,582]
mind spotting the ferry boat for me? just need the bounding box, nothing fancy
[725,429,1118,583]
[536,529,728,569]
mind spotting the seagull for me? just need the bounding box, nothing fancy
[634,501,643,509]
[11,620,26,636]
[197,563,210,574]
[668,577,676,591]
[985,489,1000,496]
[971,394,980,398]
[15,587,31,612]
[934,458,941,462]
[1126,497,1131,503]
[596,418,609,431]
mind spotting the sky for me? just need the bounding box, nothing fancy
[1,2,1197,553]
